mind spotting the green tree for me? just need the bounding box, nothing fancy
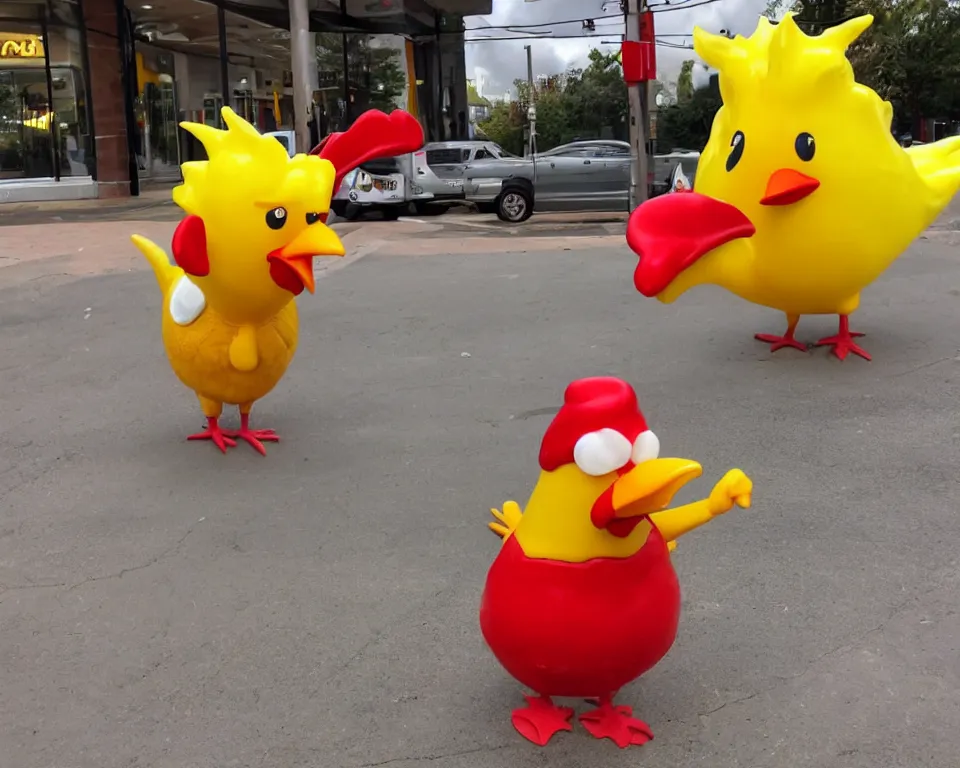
[763,0,798,19]
[843,0,960,130]
[792,0,850,32]
[478,49,629,152]
[676,60,695,103]
[656,76,722,151]
[477,99,525,154]
[316,33,407,114]
[562,49,629,141]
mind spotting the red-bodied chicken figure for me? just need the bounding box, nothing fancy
[132,108,424,454]
[480,377,753,748]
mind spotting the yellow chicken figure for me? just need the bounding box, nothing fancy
[627,14,960,361]
[132,106,424,453]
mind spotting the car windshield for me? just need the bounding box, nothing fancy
[493,144,519,159]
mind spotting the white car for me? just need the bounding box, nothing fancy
[265,129,458,220]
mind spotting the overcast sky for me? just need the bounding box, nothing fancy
[464,0,772,98]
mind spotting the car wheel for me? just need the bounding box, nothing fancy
[342,202,362,221]
[496,188,533,223]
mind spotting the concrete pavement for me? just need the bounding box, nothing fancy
[2,213,960,767]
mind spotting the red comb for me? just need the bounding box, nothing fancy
[310,110,425,191]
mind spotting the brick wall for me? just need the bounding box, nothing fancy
[81,0,131,198]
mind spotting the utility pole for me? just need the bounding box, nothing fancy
[289,0,318,153]
[624,0,650,210]
[524,44,536,157]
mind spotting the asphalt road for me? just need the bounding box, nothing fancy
[2,235,960,768]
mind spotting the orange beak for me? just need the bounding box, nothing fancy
[760,168,820,206]
[267,223,345,295]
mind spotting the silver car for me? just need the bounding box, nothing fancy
[419,139,701,221]
[533,140,632,210]
[534,140,702,208]
[424,141,536,222]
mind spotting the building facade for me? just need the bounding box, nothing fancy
[0,0,490,203]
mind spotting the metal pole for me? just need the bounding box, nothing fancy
[341,33,351,127]
[625,0,649,210]
[39,9,60,181]
[289,0,317,152]
[217,2,230,128]
[524,44,535,157]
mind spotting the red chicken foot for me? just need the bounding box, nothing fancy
[579,694,654,748]
[187,415,279,455]
[755,313,807,353]
[511,694,574,746]
[814,315,871,361]
[187,417,237,453]
[222,413,280,456]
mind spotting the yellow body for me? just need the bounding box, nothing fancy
[131,107,344,419]
[660,14,960,314]
[134,236,298,415]
[489,461,753,563]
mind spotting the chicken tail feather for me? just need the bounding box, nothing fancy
[312,110,425,191]
[905,135,960,213]
[131,234,182,295]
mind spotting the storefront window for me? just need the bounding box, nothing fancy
[0,0,93,181]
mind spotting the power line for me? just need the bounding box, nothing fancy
[465,13,624,33]
[464,33,696,47]
[650,0,724,11]
[464,34,624,42]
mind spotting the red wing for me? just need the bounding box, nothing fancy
[171,215,210,277]
[311,110,425,190]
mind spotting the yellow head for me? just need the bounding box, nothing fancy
[688,14,930,291]
[514,459,703,564]
[511,377,703,563]
[173,107,345,324]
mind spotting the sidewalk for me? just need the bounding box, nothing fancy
[0,213,628,294]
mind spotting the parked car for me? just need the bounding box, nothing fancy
[534,140,702,206]
[421,139,701,218]
[268,130,699,222]
[267,129,463,220]
[423,140,536,223]
[533,140,632,210]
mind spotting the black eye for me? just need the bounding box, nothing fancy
[795,132,815,161]
[265,207,287,230]
[305,212,326,225]
[726,130,745,172]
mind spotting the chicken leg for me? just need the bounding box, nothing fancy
[187,397,237,453]
[815,315,871,361]
[755,313,807,353]
[579,693,654,748]
[222,403,279,456]
[510,694,574,746]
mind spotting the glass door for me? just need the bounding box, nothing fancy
[0,66,55,179]
[140,78,179,178]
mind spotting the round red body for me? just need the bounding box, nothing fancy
[479,528,681,698]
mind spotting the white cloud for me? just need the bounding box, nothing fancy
[465,0,771,96]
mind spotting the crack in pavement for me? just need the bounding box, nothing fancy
[0,521,202,597]
[354,743,513,767]
[697,576,954,719]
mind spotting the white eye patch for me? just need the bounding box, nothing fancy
[632,430,660,465]
[573,429,633,477]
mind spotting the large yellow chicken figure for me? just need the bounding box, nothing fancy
[627,14,960,361]
[480,377,753,748]
[132,107,424,453]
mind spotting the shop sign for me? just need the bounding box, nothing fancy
[0,35,44,58]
